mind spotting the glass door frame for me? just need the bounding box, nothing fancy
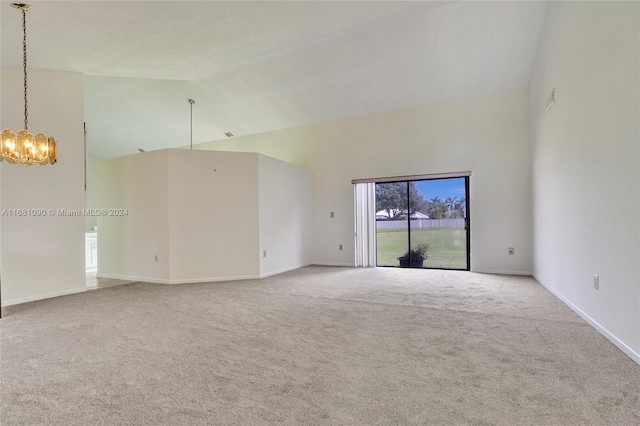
[373,175,470,271]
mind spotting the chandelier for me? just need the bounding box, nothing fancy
[0,3,57,166]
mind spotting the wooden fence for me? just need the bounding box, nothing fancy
[376,218,466,229]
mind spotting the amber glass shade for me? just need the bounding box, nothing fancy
[0,129,56,165]
[16,130,36,164]
[48,136,57,165]
[34,133,49,165]
[1,129,17,162]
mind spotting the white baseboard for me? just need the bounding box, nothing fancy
[534,275,640,366]
[312,262,354,267]
[97,273,170,284]
[473,269,533,276]
[260,263,312,278]
[167,274,261,284]
[2,287,87,308]
[97,272,261,285]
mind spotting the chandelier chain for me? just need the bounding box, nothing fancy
[22,8,28,131]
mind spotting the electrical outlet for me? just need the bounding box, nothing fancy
[508,247,515,255]
[339,244,343,250]
[263,250,267,258]
[330,212,335,218]
[593,275,599,290]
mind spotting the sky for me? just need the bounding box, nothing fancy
[414,178,466,201]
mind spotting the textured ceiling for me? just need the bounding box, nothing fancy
[1,1,548,159]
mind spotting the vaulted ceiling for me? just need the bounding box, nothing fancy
[1,1,548,159]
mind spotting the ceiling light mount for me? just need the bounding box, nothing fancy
[10,3,32,11]
[1,3,57,165]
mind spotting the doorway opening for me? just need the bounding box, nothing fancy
[375,176,469,270]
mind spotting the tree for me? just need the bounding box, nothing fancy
[376,182,428,219]
[444,196,459,218]
[458,197,467,218]
[376,183,406,219]
[427,196,447,219]
[445,197,458,211]
[407,182,427,216]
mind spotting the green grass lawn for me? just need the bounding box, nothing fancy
[376,227,467,269]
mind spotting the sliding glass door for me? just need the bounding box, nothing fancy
[375,182,411,267]
[375,177,469,270]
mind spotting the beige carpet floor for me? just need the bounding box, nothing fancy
[1,266,638,425]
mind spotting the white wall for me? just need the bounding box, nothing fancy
[258,154,312,277]
[97,149,170,282]
[1,69,86,305]
[98,149,309,284]
[529,2,639,360]
[167,150,260,282]
[197,90,533,274]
